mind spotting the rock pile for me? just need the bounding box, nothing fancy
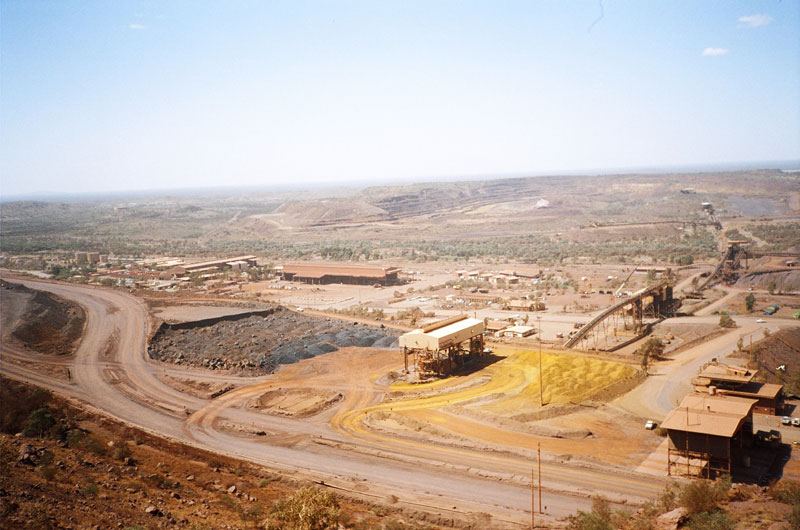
[148,307,398,374]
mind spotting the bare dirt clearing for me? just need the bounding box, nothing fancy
[156,374,236,399]
[152,304,266,322]
[247,387,344,418]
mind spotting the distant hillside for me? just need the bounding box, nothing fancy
[1,170,798,263]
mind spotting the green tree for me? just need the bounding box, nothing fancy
[640,337,665,363]
[24,407,56,438]
[745,293,756,312]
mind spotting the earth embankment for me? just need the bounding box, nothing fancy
[0,279,85,355]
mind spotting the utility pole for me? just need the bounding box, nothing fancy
[538,443,542,514]
[531,467,535,529]
[537,316,543,407]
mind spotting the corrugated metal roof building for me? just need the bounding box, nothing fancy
[282,263,400,285]
[399,315,486,376]
[662,393,756,478]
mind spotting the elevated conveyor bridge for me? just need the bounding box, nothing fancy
[565,282,677,350]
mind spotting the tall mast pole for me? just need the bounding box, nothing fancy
[538,443,542,514]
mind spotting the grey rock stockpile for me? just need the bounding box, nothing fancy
[148,307,398,374]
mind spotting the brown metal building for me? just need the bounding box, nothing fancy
[692,361,784,415]
[661,393,756,478]
[281,263,400,285]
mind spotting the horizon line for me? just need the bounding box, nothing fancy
[2,158,799,203]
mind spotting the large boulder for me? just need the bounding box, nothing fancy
[656,507,688,530]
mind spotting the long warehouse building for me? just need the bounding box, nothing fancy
[281,263,400,285]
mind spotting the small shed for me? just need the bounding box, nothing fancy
[500,325,536,338]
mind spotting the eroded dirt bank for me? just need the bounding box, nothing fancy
[0,280,85,355]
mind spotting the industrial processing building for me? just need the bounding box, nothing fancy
[400,315,486,376]
[280,263,400,285]
[662,392,756,478]
[692,361,784,415]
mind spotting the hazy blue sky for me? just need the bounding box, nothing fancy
[2,1,799,196]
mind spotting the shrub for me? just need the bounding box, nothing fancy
[659,482,679,512]
[686,511,733,530]
[40,466,58,481]
[83,482,99,495]
[718,314,736,328]
[82,435,107,456]
[263,487,340,530]
[23,407,56,438]
[24,502,54,530]
[565,496,614,530]
[0,436,12,479]
[112,441,132,461]
[678,478,728,515]
[790,503,800,530]
[65,429,86,448]
[770,480,800,505]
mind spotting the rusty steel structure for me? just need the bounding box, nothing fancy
[692,240,749,294]
[564,282,677,350]
[400,315,486,376]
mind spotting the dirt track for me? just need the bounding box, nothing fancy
[7,277,798,525]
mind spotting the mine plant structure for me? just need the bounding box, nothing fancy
[687,240,750,298]
[399,315,486,377]
[662,392,756,478]
[564,282,677,351]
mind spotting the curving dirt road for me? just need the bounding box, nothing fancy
[1,277,698,525]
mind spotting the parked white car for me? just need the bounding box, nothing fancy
[781,416,791,425]
[645,420,657,430]
[792,418,800,427]
[756,318,766,323]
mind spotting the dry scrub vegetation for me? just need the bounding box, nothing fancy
[0,377,466,530]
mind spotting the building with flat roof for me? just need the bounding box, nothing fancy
[498,325,536,338]
[461,293,500,305]
[692,361,784,415]
[226,260,250,272]
[183,256,258,274]
[399,315,485,376]
[485,320,511,334]
[662,392,756,478]
[281,263,400,285]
